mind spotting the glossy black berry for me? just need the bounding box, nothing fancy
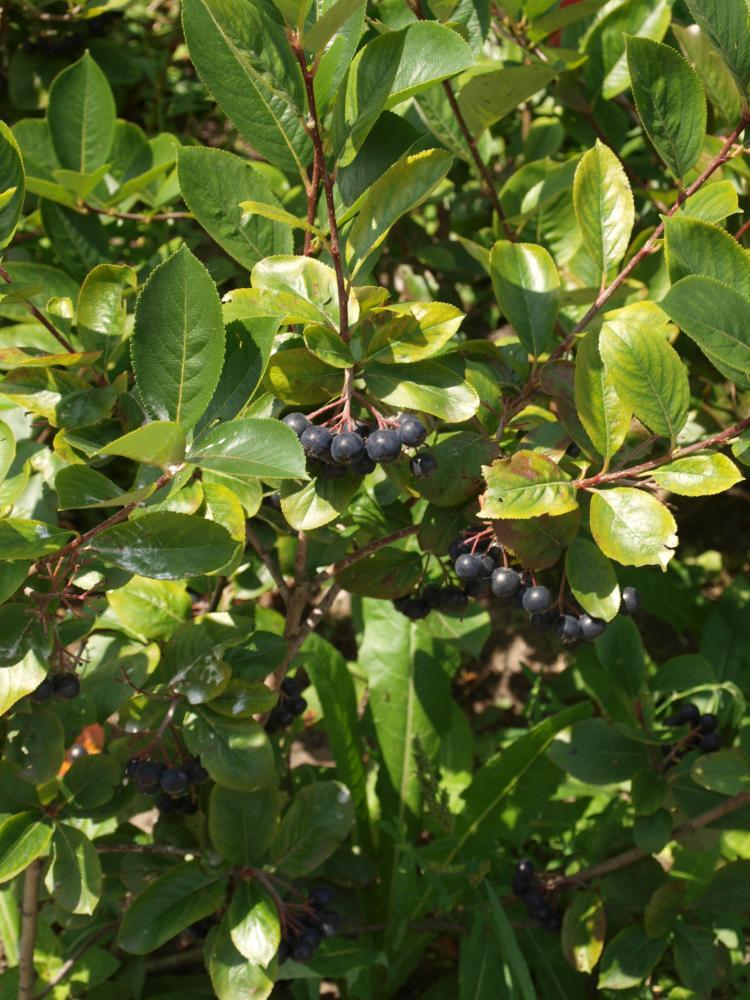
[531,610,557,631]
[125,756,141,779]
[318,909,340,937]
[292,940,315,963]
[351,454,377,475]
[455,553,483,580]
[68,745,87,761]
[677,703,700,726]
[620,586,642,615]
[448,536,472,561]
[282,412,310,438]
[524,890,546,915]
[393,596,430,620]
[289,696,307,716]
[579,614,607,641]
[491,567,521,597]
[516,860,534,882]
[301,425,332,458]
[185,759,210,785]
[281,677,299,696]
[309,885,333,908]
[52,672,80,700]
[277,706,295,727]
[409,452,437,478]
[522,586,552,614]
[160,767,190,796]
[555,614,582,642]
[175,795,198,815]
[698,713,718,734]
[30,678,53,703]
[354,421,374,439]
[465,577,491,598]
[366,428,401,462]
[135,760,163,792]
[330,431,365,464]
[700,731,722,753]
[478,553,496,576]
[156,792,178,814]
[399,415,427,446]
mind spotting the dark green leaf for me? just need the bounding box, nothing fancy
[44,825,101,915]
[47,52,115,172]
[271,780,355,877]
[0,123,25,250]
[548,718,651,784]
[489,240,560,357]
[561,888,606,974]
[209,784,280,866]
[565,537,621,622]
[0,812,53,884]
[189,418,306,480]
[227,881,280,966]
[684,0,750,92]
[184,708,275,791]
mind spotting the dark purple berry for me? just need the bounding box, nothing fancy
[125,757,141,779]
[530,610,557,631]
[317,460,346,479]
[160,767,190,796]
[30,678,53,704]
[522,586,552,614]
[289,696,307,716]
[698,713,718,734]
[465,577,491,598]
[393,596,430,620]
[677,703,700,726]
[309,885,333,908]
[516,860,534,881]
[620,586,642,615]
[555,614,582,642]
[300,425,332,458]
[448,536,472,561]
[52,672,80,700]
[433,586,468,614]
[491,567,521,597]
[301,926,322,950]
[398,416,427,446]
[175,795,198,815]
[700,731,722,753]
[318,909,340,937]
[579,614,607,641]
[185,759,210,785]
[330,431,365,464]
[156,793,178,814]
[409,452,437,478]
[135,760,163,792]
[366,428,401,462]
[282,412,310,438]
[350,453,377,475]
[455,553,483,580]
[277,706,294,727]
[291,940,315,963]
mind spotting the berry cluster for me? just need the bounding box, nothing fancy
[662,703,722,756]
[277,885,341,965]
[266,675,308,733]
[283,412,436,480]
[30,672,80,703]
[124,755,209,815]
[393,584,468,620]
[511,860,561,931]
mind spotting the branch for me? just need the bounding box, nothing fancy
[576,413,750,490]
[312,523,420,586]
[291,38,350,341]
[549,791,750,889]
[304,150,322,256]
[35,467,178,572]
[35,924,115,1000]
[0,263,77,354]
[18,860,42,1000]
[246,523,290,601]
[82,203,193,223]
[265,583,341,697]
[96,844,197,856]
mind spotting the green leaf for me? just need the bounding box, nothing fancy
[359,302,464,365]
[574,329,630,465]
[239,198,320,235]
[452,703,591,853]
[252,256,359,332]
[181,0,311,177]
[44,825,101,915]
[633,808,673,854]
[561,888,606,974]
[305,0,364,54]
[0,123,25,250]
[363,358,479,421]
[684,0,750,92]
[484,886,536,1000]
[296,633,370,846]
[281,474,359,531]
[56,466,128,510]
[208,919,274,1000]
[76,264,137,366]
[679,180,740,224]
[0,519,74,560]
[480,450,577,519]
[132,245,225,429]
[673,23,742,127]
[0,419,14,487]
[402,430,496,508]
[59,755,121,812]
[599,310,689,441]
[117,862,226,954]
[548,718,651,784]
[209,784,280,866]
[89,512,236,580]
[493,510,580,570]
[47,52,115,172]
[184,708,275,791]
[597,927,668,990]
[178,148,292,270]
[664,216,750,297]
[594,615,646,701]
[585,0,671,100]
[0,812,53,884]
[106,576,191,641]
[651,453,743,496]
[189,418,306,481]
[335,546,423,598]
[99,422,187,470]
[565,537,621,622]
[0,652,47,716]
[271,781,355,877]
[8,708,64,784]
[573,140,634,279]
[40,200,110,281]
[265,347,343,405]
[304,324,354,367]
[456,64,559,136]
[661,275,750,389]
[227,882,280,966]
[626,36,706,180]
[691,749,750,795]
[590,488,678,569]
[489,240,560,357]
[333,22,473,165]
[347,149,452,275]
